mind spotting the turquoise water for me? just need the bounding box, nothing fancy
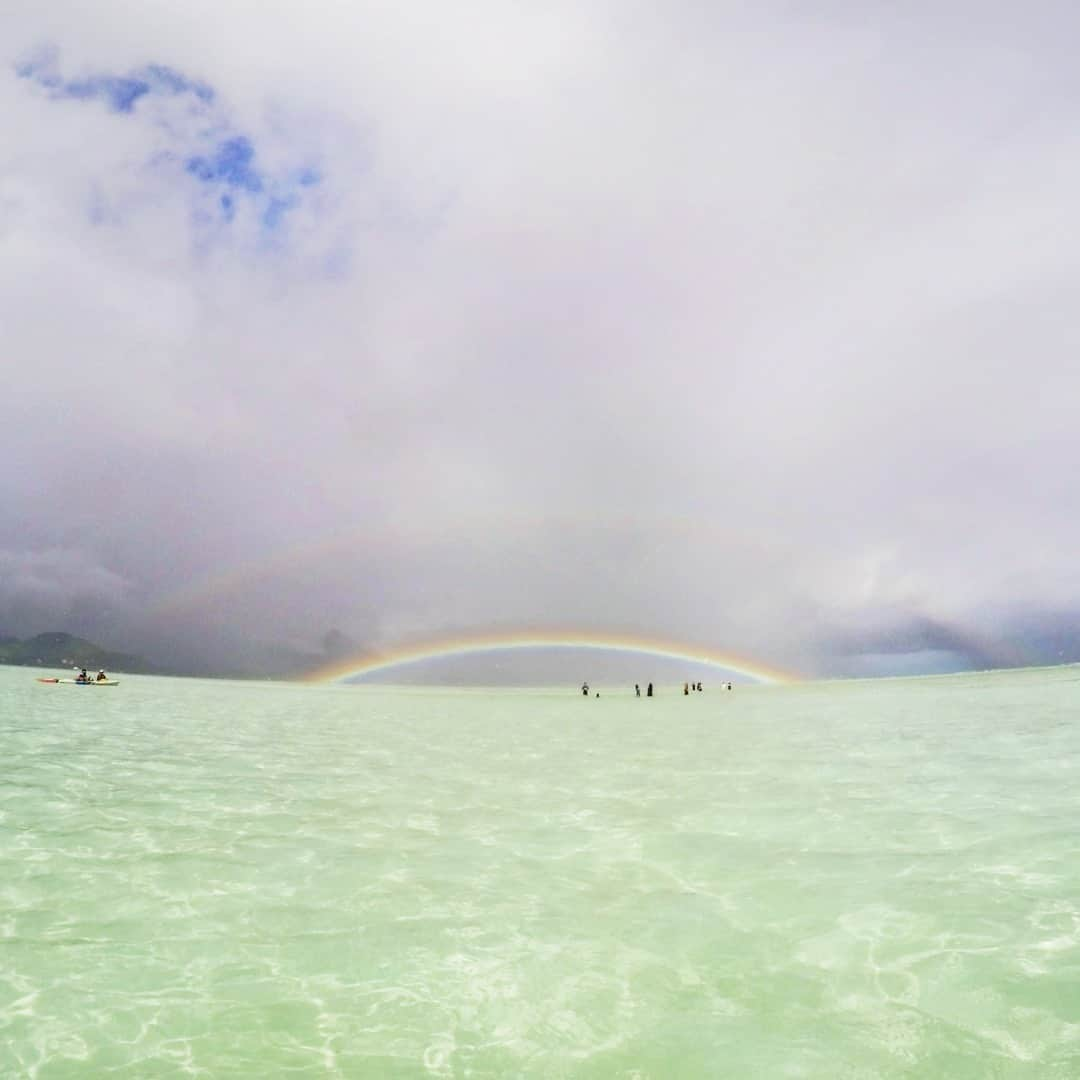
[3,665,1080,1077]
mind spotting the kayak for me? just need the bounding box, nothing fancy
[36,677,119,686]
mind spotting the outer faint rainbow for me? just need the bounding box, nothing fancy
[303,630,799,685]
[149,517,795,618]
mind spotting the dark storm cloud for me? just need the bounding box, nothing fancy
[816,607,1027,674]
[4,1,1080,676]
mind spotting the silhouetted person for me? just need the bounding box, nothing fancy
[684,681,689,695]
[635,684,640,697]
[647,682,653,697]
[582,681,589,696]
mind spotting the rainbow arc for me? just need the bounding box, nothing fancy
[304,630,797,685]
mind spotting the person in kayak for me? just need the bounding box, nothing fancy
[96,669,108,682]
[77,668,88,683]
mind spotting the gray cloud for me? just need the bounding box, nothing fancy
[3,1,1080,677]
[0,547,131,640]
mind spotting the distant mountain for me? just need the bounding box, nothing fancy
[0,632,154,674]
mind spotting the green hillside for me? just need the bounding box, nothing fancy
[0,632,153,674]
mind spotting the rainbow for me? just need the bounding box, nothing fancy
[303,630,799,685]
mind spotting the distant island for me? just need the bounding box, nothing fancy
[0,630,341,680]
[0,632,155,674]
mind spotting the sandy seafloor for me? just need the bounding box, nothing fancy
[2,663,1080,1077]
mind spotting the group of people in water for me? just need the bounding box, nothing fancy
[74,668,109,683]
[581,679,733,697]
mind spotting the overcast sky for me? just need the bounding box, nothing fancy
[3,1,1080,678]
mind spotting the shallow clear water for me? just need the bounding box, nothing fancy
[3,665,1080,1077]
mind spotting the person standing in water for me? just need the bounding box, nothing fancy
[647,682,653,697]
[635,684,640,697]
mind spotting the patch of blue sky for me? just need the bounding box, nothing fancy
[185,140,322,231]
[15,52,322,234]
[186,136,263,193]
[17,52,213,113]
[256,167,322,228]
[141,64,214,103]
[62,74,151,113]
[262,194,297,230]
[14,53,62,88]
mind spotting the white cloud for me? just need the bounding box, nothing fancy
[3,1,1080,674]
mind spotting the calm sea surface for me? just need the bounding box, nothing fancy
[3,664,1080,1077]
